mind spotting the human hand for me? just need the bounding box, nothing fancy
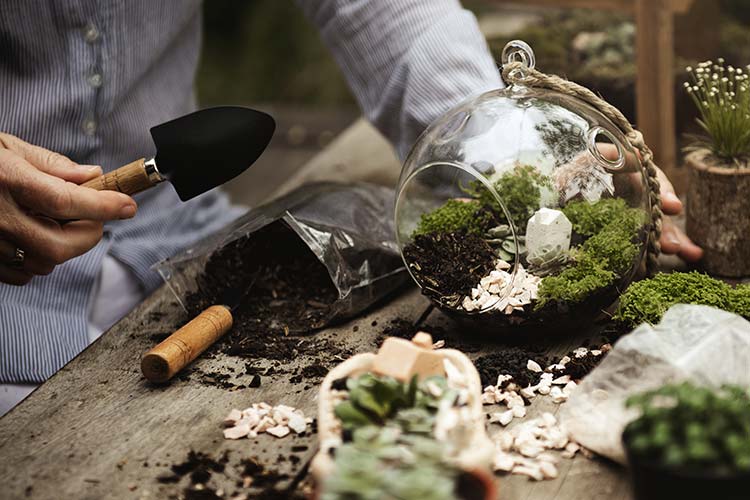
[654,166,703,262]
[0,133,137,285]
[593,142,702,263]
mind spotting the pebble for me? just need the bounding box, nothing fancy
[513,465,544,481]
[539,461,559,479]
[526,360,542,373]
[266,425,291,438]
[222,403,309,439]
[494,451,516,471]
[462,263,540,314]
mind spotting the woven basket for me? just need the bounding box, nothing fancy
[311,348,495,491]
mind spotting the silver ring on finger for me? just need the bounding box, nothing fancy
[8,247,25,269]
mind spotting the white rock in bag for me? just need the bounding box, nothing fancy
[525,208,572,261]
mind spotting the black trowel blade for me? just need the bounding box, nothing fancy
[150,106,275,201]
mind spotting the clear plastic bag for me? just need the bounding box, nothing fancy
[560,304,750,464]
[155,182,408,325]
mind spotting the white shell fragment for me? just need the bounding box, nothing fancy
[525,208,572,262]
[526,360,542,373]
[223,409,242,427]
[462,262,540,314]
[222,403,309,440]
[266,425,291,438]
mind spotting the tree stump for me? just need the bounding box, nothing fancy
[685,149,750,277]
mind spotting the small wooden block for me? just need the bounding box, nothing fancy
[371,334,444,382]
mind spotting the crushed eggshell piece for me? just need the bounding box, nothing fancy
[222,403,309,440]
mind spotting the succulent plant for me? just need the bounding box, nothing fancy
[334,373,453,433]
[486,224,526,262]
[322,426,458,500]
[624,382,750,474]
[325,374,468,500]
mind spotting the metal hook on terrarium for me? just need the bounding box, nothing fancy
[501,40,535,83]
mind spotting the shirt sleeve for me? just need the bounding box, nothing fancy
[295,0,503,159]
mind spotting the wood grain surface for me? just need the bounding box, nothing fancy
[0,280,636,499]
[82,158,156,196]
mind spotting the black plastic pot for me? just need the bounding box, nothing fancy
[624,439,750,500]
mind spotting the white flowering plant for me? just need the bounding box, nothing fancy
[684,59,750,165]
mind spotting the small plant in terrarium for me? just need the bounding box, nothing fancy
[401,163,648,322]
[623,382,750,474]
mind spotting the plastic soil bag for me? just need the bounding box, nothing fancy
[560,304,750,464]
[156,182,408,339]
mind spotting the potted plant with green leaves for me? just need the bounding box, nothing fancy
[311,333,496,500]
[622,382,750,500]
[684,59,750,277]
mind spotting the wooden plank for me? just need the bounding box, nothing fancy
[0,285,430,499]
[635,0,678,181]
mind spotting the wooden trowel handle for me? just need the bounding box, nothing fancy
[82,158,162,195]
[141,305,233,383]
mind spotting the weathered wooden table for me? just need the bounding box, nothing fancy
[0,120,683,499]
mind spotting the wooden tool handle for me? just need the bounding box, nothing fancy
[82,158,158,195]
[141,305,233,383]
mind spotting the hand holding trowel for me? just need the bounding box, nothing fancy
[83,105,275,200]
[80,105,275,383]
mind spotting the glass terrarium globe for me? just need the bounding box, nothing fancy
[395,41,651,329]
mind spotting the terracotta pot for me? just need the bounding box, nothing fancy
[685,149,750,277]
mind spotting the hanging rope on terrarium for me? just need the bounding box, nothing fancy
[501,42,663,275]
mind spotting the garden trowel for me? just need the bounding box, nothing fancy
[82,106,275,200]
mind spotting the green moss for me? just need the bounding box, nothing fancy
[563,198,631,236]
[536,199,646,309]
[729,283,750,318]
[413,199,495,236]
[465,165,550,229]
[580,204,645,273]
[615,272,750,327]
[535,251,616,307]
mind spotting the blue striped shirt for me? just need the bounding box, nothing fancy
[0,0,501,383]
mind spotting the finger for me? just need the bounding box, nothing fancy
[0,132,102,184]
[0,240,56,276]
[3,213,104,265]
[3,152,137,220]
[659,217,682,255]
[654,167,682,215]
[0,264,33,286]
[675,226,704,263]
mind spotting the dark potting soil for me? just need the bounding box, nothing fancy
[188,222,339,348]
[554,346,611,380]
[376,318,482,353]
[474,348,549,388]
[157,450,306,499]
[403,230,496,305]
[157,450,228,484]
[175,221,355,388]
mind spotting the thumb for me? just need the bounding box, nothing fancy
[0,132,102,184]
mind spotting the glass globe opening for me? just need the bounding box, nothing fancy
[395,160,520,313]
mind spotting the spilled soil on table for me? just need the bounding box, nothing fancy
[156,450,307,499]
[172,221,352,389]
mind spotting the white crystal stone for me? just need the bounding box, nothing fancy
[525,208,572,261]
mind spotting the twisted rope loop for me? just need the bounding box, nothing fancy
[502,62,663,275]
